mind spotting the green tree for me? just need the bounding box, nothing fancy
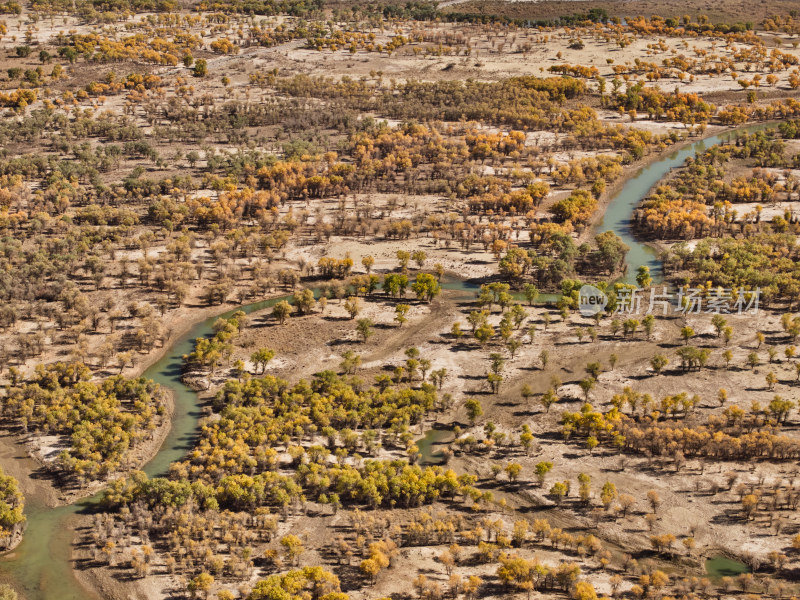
[520,425,534,455]
[636,265,652,288]
[534,461,553,486]
[188,572,214,598]
[465,398,483,426]
[711,314,727,338]
[344,296,362,319]
[487,373,503,394]
[766,371,778,390]
[250,348,275,374]
[723,349,733,369]
[579,377,595,401]
[382,273,409,297]
[272,300,291,324]
[280,534,304,566]
[430,368,447,390]
[356,318,374,342]
[411,273,440,302]
[523,283,539,306]
[394,304,410,327]
[585,362,602,379]
[362,255,374,273]
[475,323,494,347]
[293,289,316,315]
[539,349,549,369]
[595,231,629,274]
[396,250,410,271]
[650,354,668,375]
[601,482,617,509]
[505,463,522,482]
[193,58,208,77]
[578,473,592,504]
[642,314,655,339]
[623,318,640,338]
[540,388,558,412]
[340,350,362,375]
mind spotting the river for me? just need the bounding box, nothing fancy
[0,123,771,599]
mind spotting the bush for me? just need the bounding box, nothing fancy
[193,58,207,77]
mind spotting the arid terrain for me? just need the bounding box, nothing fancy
[0,1,799,600]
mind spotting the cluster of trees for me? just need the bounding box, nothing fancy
[63,30,202,65]
[195,0,323,17]
[624,14,756,37]
[98,464,628,597]
[2,6,798,596]
[279,75,677,160]
[246,566,346,600]
[551,190,598,226]
[551,155,623,188]
[663,233,800,305]
[244,19,325,49]
[562,394,800,461]
[103,371,470,512]
[0,468,24,549]
[635,130,800,241]
[611,83,715,125]
[498,231,628,288]
[184,311,246,383]
[718,98,800,125]
[307,30,408,54]
[82,72,163,98]
[467,183,549,214]
[283,73,587,130]
[0,89,37,111]
[497,553,587,595]
[0,40,694,383]
[29,0,179,19]
[548,64,600,78]
[2,363,166,483]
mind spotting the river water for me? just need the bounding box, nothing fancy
[0,123,770,598]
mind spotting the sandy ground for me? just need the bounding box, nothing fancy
[76,285,800,598]
[0,6,796,598]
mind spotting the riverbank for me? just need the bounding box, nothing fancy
[584,120,781,273]
[80,274,785,599]
[2,118,794,599]
[10,119,776,513]
[0,286,308,511]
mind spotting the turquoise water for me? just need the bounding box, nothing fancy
[595,123,770,285]
[0,294,300,600]
[705,555,750,578]
[416,428,453,465]
[0,123,773,599]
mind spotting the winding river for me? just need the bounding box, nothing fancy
[0,123,769,599]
